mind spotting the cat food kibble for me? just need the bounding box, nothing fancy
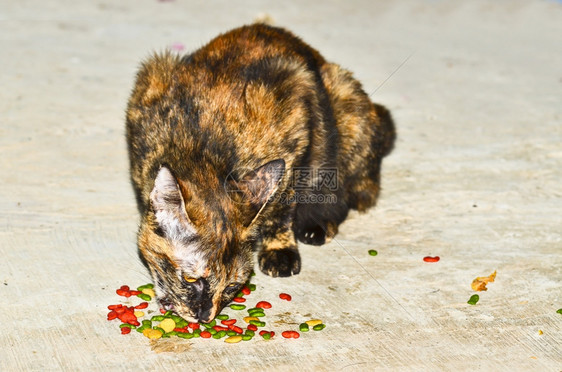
[255,301,272,309]
[143,328,163,339]
[281,331,300,339]
[368,249,378,256]
[279,293,292,301]
[423,256,440,262]
[467,294,480,305]
[305,319,323,327]
[159,318,176,333]
[225,335,243,343]
[229,304,246,310]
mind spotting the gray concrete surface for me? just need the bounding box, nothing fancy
[1,0,561,370]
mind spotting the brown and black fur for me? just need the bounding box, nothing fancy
[126,24,395,323]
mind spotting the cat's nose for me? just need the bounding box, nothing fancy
[197,307,211,323]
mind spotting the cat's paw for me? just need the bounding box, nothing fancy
[295,225,327,245]
[259,248,301,277]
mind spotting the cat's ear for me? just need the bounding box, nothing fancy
[234,159,285,223]
[150,166,194,240]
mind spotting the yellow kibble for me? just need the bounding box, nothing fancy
[538,330,543,335]
[305,319,323,327]
[134,311,145,318]
[224,335,243,343]
[159,318,176,333]
[243,316,259,324]
[142,288,156,298]
[142,328,163,339]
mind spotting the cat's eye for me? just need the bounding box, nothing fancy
[227,283,237,287]
[184,275,197,283]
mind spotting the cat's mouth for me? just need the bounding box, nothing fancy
[159,297,174,311]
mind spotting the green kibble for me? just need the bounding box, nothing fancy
[167,331,178,337]
[242,334,252,341]
[236,291,244,297]
[313,323,326,331]
[368,249,378,256]
[248,310,265,317]
[177,332,194,339]
[208,328,217,335]
[175,320,188,328]
[245,330,255,337]
[193,329,201,335]
[161,332,171,338]
[250,271,256,277]
[230,304,246,310]
[213,330,227,339]
[226,330,237,336]
[137,283,154,291]
[249,320,266,327]
[216,314,229,320]
[262,332,271,340]
[137,293,152,301]
[151,315,165,322]
[136,325,149,333]
[299,323,309,332]
[142,319,152,327]
[557,308,562,315]
[163,310,173,317]
[467,294,480,305]
[119,323,137,329]
[248,283,257,291]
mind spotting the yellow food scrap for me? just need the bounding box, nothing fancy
[243,316,259,323]
[538,330,543,335]
[471,270,497,291]
[134,311,145,318]
[305,319,323,327]
[143,328,163,340]
[224,335,242,343]
[159,318,176,333]
[142,288,156,298]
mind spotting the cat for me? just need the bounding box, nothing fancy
[125,23,395,323]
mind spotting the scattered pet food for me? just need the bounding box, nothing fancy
[107,279,324,344]
[467,294,480,305]
[471,270,497,291]
[423,256,440,262]
[368,250,378,256]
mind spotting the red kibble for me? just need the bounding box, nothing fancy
[107,311,118,321]
[174,327,189,333]
[259,330,268,336]
[269,331,275,338]
[128,290,142,296]
[255,301,272,309]
[160,308,167,314]
[423,256,440,263]
[281,331,300,339]
[213,325,229,332]
[221,319,236,326]
[229,325,243,334]
[200,331,212,338]
[134,302,149,309]
[188,323,200,330]
[121,327,131,335]
[108,304,123,310]
[241,286,251,295]
[232,297,246,303]
[279,293,292,301]
[247,324,258,331]
[120,285,130,291]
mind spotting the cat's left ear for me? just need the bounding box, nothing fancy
[150,166,194,240]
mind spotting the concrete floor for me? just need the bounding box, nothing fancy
[1,0,561,370]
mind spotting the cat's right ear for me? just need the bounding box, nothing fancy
[150,166,194,241]
[230,159,285,225]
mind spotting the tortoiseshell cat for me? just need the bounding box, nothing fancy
[126,24,395,323]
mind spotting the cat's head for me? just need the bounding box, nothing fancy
[137,159,284,323]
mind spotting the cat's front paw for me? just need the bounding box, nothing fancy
[259,248,301,277]
[295,225,327,245]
